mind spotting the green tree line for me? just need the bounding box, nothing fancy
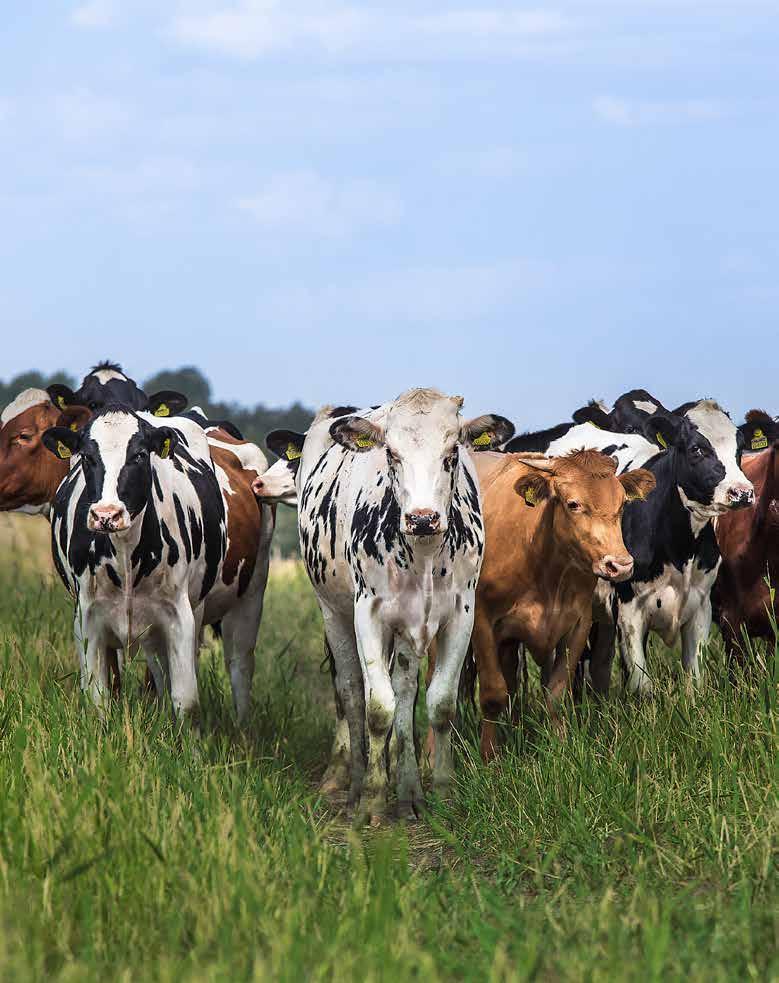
[0,365,309,557]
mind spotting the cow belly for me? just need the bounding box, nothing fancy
[621,560,719,646]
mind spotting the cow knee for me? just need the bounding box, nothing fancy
[365,694,394,736]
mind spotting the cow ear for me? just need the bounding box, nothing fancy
[646,412,681,450]
[56,405,92,433]
[514,473,551,507]
[572,403,611,429]
[620,468,656,503]
[146,391,188,418]
[739,416,778,453]
[461,414,515,451]
[47,384,80,411]
[42,426,81,460]
[266,429,306,462]
[148,426,179,460]
[329,416,384,453]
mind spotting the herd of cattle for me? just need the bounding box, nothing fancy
[0,363,777,822]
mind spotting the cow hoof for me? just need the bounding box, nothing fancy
[396,799,424,822]
[353,793,388,828]
[319,763,351,796]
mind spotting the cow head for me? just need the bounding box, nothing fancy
[513,450,656,581]
[48,361,187,418]
[0,389,91,512]
[43,407,179,533]
[573,390,670,437]
[649,400,754,517]
[330,388,514,537]
[739,409,779,455]
[255,429,306,506]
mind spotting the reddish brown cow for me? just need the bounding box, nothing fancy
[470,449,655,761]
[0,389,90,513]
[715,410,779,672]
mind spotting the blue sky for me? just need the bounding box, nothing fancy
[2,1,778,428]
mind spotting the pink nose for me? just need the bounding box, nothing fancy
[89,505,124,531]
[596,555,634,582]
[727,484,754,509]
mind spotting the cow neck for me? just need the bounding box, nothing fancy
[743,446,779,542]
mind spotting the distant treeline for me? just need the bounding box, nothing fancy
[1,365,312,556]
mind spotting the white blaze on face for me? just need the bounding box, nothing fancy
[92,368,127,385]
[385,390,461,534]
[633,399,658,414]
[0,388,50,427]
[685,401,752,509]
[89,412,141,522]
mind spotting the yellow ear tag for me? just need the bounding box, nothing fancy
[625,490,643,503]
[355,436,375,449]
[588,421,601,429]
[155,403,170,418]
[57,395,66,409]
[751,428,768,451]
[524,486,536,506]
[656,432,667,450]
[286,444,302,461]
[473,431,493,448]
[56,441,72,460]
[159,437,171,459]
[70,422,79,432]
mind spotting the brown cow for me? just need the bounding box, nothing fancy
[715,410,779,673]
[0,389,90,513]
[470,449,655,761]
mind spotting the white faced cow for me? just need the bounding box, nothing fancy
[294,389,513,823]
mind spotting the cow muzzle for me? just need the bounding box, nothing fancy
[595,554,634,582]
[726,483,754,510]
[88,504,129,533]
[404,509,442,536]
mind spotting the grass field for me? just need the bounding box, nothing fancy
[0,516,776,981]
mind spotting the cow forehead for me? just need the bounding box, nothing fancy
[685,403,736,453]
[88,413,141,456]
[91,368,127,384]
[633,399,658,414]
[386,394,460,445]
[1,388,50,427]
[555,471,623,505]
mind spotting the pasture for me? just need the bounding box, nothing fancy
[0,514,776,981]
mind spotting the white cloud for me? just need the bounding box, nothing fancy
[170,2,570,60]
[237,170,402,238]
[72,157,201,197]
[594,96,723,126]
[439,147,527,179]
[54,87,129,141]
[71,0,118,28]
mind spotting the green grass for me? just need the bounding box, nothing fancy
[0,558,776,981]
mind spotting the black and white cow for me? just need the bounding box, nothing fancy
[588,400,753,694]
[572,389,672,435]
[292,390,513,822]
[44,407,226,718]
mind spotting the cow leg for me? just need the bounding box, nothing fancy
[617,602,653,696]
[541,617,591,732]
[499,642,520,725]
[354,603,394,824]
[471,611,506,763]
[221,516,272,725]
[391,645,423,820]
[427,601,475,791]
[589,621,617,695]
[680,594,711,686]
[165,601,200,725]
[75,612,111,715]
[321,609,365,805]
[319,637,352,795]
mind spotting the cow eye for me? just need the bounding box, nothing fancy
[567,500,582,512]
[624,425,635,434]
[386,448,399,465]
[691,446,704,459]
[89,402,100,411]
[134,451,148,463]
[15,432,34,444]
